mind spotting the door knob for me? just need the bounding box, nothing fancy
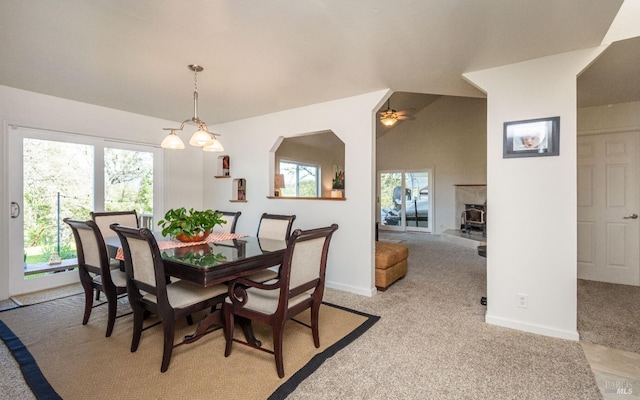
[623,213,638,219]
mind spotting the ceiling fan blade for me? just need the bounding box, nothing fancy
[396,115,415,121]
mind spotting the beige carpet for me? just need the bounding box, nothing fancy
[10,282,84,306]
[578,279,640,354]
[0,294,373,400]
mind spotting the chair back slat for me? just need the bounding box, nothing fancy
[212,211,241,234]
[289,237,325,289]
[127,235,157,287]
[111,224,167,301]
[278,224,338,309]
[92,211,138,240]
[257,213,296,241]
[76,226,102,273]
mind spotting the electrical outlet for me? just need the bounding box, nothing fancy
[517,293,528,309]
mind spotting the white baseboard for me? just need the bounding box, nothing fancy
[326,280,376,297]
[485,314,579,341]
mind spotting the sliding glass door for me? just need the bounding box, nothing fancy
[8,125,161,295]
[378,169,433,233]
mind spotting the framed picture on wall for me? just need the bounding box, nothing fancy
[503,116,560,158]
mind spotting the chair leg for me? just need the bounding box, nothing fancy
[311,301,321,348]
[160,317,175,373]
[273,321,286,378]
[81,284,94,325]
[223,304,234,357]
[131,306,144,353]
[105,292,118,337]
[95,290,101,301]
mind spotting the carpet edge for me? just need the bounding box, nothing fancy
[0,319,62,400]
[268,302,380,400]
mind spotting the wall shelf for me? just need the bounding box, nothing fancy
[266,196,346,201]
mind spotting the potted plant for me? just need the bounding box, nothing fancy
[157,207,226,242]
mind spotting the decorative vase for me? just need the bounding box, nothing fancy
[175,230,210,243]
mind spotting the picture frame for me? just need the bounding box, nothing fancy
[503,116,560,158]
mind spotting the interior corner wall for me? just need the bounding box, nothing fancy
[202,90,388,296]
[0,84,204,299]
[376,96,487,233]
[464,47,606,340]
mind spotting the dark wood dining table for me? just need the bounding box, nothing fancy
[105,233,287,345]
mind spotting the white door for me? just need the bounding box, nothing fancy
[8,125,162,296]
[378,170,433,233]
[577,132,640,286]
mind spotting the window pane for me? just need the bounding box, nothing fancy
[23,138,93,265]
[104,148,153,219]
[279,161,319,197]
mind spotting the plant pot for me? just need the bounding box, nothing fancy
[175,230,210,243]
[174,243,211,258]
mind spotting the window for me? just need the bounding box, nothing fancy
[9,125,161,294]
[279,161,320,197]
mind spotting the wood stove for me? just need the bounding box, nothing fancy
[461,203,486,237]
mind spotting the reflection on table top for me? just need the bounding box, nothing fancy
[161,237,286,268]
[105,234,287,287]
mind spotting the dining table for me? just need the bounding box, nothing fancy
[105,232,287,346]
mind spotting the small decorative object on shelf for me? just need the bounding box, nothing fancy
[157,207,226,242]
[215,155,230,178]
[332,167,344,198]
[232,178,247,201]
[332,169,344,190]
[274,173,285,197]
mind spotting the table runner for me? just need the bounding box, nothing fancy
[115,232,247,260]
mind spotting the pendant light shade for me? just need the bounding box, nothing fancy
[203,135,224,152]
[189,126,214,147]
[160,130,185,149]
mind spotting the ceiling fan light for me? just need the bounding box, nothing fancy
[203,136,224,152]
[381,115,398,126]
[161,131,185,149]
[189,128,214,146]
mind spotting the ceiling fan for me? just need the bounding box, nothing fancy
[379,99,415,127]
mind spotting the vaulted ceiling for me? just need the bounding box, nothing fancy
[0,1,634,125]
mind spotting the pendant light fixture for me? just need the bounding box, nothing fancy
[161,64,224,152]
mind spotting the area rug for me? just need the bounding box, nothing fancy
[0,293,378,400]
[10,283,84,306]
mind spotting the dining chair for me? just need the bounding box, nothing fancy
[63,218,128,337]
[247,213,296,283]
[110,223,228,373]
[223,223,338,378]
[212,210,241,234]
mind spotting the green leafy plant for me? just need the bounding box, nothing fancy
[332,170,344,189]
[157,207,226,238]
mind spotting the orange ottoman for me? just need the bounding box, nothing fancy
[375,242,408,291]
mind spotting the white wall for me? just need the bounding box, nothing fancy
[578,101,640,133]
[376,96,487,233]
[464,47,606,340]
[0,85,204,299]
[203,90,388,296]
